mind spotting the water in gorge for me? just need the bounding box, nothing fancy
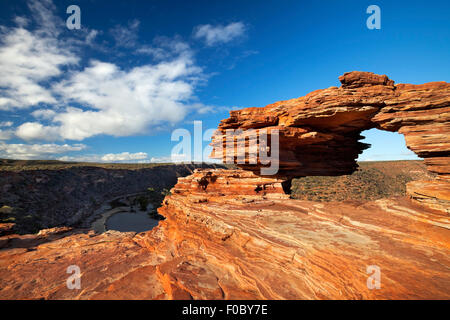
[91,192,165,233]
[106,210,159,233]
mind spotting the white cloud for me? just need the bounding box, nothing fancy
[57,155,93,162]
[36,57,202,141]
[1,0,230,160]
[192,103,236,115]
[194,22,246,46]
[58,151,148,163]
[110,19,140,48]
[85,30,99,44]
[149,154,221,164]
[13,16,30,28]
[0,122,13,140]
[0,142,86,159]
[0,121,13,127]
[27,0,62,37]
[136,36,192,61]
[31,109,57,120]
[0,129,14,140]
[15,122,61,141]
[0,0,78,110]
[150,154,185,163]
[0,26,78,109]
[101,152,148,162]
[0,1,210,142]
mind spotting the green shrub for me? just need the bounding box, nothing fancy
[137,196,149,211]
[0,205,13,214]
[161,188,171,196]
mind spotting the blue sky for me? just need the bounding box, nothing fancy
[0,0,448,162]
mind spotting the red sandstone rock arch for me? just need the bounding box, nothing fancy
[210,71,450,213]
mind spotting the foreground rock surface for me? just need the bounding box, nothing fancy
[0,169,448,299]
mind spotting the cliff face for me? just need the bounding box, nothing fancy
[210,71,450,213]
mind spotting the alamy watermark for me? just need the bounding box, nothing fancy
[66,265,81,290]
[66,5,81,30]
[366,5,381,30]
[170,121,280,175]
[366,265,381,289]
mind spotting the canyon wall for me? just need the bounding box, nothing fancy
[0,163,221,233]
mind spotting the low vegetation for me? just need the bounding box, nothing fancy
[0,159,174,172]
[290,160,433,202]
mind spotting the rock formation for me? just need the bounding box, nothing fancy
[170,169,289,200]
[0,72,448,300]
[1,169,449,299]
[141,171,450,299]
[210,71,450,213]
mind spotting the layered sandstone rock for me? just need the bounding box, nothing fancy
[0,72,448,300]
[210,71,450,212]
[170,169,290,201]
[406,180,450,214]
[1,169,448,299]
[145,172,449,299]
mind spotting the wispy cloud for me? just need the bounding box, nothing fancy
[101,152,147,162]
[149,154,189,163]
[136,36,192,61]
[31,109,57,120]
[194,22,246,46]
[0,121,14,140]
[0,130,14,140]
[27,0,63,37]
[0,142,86,160]
[192,104,237,115]
[0,121,13,127]
[110,19,140,48]
[85,29,99,45]
[58,151,148,163]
